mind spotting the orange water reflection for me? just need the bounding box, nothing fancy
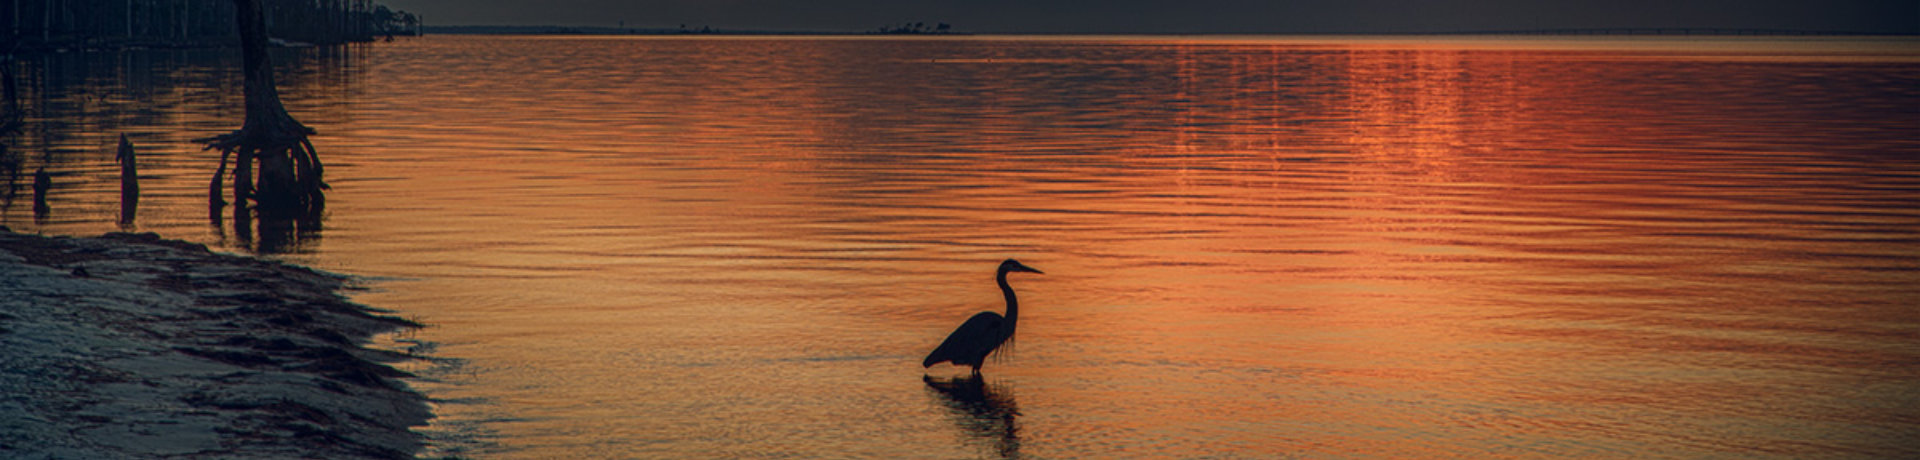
[4,36,1918,458]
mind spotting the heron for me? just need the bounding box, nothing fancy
[923,259,1044,375]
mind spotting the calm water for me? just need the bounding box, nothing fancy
[4,35,1919,458]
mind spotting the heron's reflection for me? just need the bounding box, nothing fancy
[924,374,1021,459]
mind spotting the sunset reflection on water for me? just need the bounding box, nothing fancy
[4,36,1917,458]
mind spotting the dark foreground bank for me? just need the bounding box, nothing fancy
[0,228,429,459]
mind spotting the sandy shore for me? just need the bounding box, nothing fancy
[0,227,430,459]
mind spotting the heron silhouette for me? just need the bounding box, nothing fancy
[923,259,1043,375]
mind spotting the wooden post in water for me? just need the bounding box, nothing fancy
[31,166,48,217]
[117,134,138,227]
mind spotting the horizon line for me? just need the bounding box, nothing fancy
[420,25,1919,37]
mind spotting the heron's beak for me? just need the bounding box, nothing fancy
[1018,265,1044,275]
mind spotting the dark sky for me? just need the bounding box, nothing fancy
[382,0,1919,34]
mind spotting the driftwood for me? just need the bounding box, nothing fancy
[198,0,327,219]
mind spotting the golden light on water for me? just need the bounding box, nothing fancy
[4,36,1917,458]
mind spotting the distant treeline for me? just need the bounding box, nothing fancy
[867,22,953,35]
[1435,27,1904,36]
[2,0,421,51]
[423,21,966,37]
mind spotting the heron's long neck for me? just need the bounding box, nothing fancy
[998,270,1018,327]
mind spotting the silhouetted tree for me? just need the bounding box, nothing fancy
[199,0,325,219]
[1,0,407,48]
[869,21,955,35]
[369,4,416,36]
[402,12,419,35]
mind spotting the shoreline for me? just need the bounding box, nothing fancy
[0,227,430,459]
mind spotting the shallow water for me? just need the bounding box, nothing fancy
[5,35,1919,458]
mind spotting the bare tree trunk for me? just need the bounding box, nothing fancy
[1,54,18,133]
[234,0,295,141]
[200,0,326,220]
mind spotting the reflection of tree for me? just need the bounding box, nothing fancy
[1,55,18,133]
[1,55,18,214]
[243,211,321,254]
[924,375,1021,459]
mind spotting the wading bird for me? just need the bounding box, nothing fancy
[923,259,1044,375]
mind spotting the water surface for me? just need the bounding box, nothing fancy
[4,35,1919,458]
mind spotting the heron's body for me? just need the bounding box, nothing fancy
[923,311,1009,370]
[924,259,1042,375]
